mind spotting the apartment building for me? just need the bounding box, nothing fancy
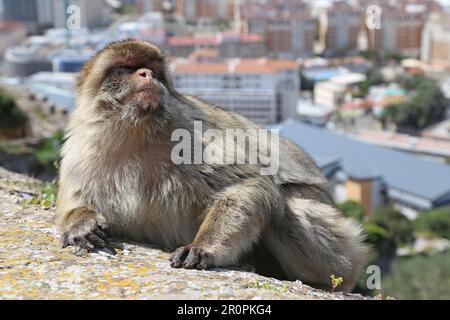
[243,0,316,58]
[170,51,300,125]
[0,0,53,34]
[322,1,362,55]
[362,0,439,57]
[167,32,265,58]
[174,0,234,23]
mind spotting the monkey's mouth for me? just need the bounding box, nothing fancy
[129,88,162,115]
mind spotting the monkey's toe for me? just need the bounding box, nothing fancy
[170,245,213,270]
[170,246,189,268]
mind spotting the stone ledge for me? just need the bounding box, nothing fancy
[0,167,367,300]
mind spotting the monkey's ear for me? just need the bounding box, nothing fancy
[158,56,194,106]
[158,57,176,90]
[160,60,173,86]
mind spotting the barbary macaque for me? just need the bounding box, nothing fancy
[56,40,368,291]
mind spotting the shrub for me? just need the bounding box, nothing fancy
[381,251,450,300]
[0,89,28,128]
[414,209,450,239]
[367,207,415,247]
[35,131,64,167]
[337,201,364,222]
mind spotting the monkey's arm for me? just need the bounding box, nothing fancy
[55,180,108,251]
[170,176,282,269]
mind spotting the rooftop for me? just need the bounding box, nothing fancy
[168,33,263,47]
[0,21,26,34]
[272,119,450,203]
[170,58,299,74]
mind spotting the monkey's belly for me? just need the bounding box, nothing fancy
[97,199,201,251]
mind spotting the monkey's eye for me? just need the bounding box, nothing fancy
[114,65,138,73]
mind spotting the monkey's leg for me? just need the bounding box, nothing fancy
[263,196,369,291]
[58,207,109,251]
[170,177,281,270]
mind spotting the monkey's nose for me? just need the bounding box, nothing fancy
[136,68,152,81]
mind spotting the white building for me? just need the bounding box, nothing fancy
[26,71,76,111]
[421,12,450,68]
[313,73,366,108]
[314,81,346,109]
[170,54,300,125]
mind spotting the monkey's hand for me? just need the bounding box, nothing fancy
[169,177,281,270]
[60,208,109,252]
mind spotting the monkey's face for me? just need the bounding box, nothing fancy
[78,40,170,125]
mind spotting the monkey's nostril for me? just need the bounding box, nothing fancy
[137,68,152,79]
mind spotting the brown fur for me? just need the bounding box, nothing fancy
[56,40,369,291]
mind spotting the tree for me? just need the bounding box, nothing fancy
[367,207,415,247]
[358,50,379,63]
[355,69,384,98]
[414,208,450,240]
[382,76,448,130]
[299,71,315,92]
[337,201,364,222]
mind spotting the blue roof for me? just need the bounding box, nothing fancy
[303,68,347,82]
[272,119,450,202]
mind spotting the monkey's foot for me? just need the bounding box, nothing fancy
[169,245,215,270]
[61,215,109,252]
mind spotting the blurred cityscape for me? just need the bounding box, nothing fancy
[0,0,450,299]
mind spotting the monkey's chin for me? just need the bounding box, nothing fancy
[133,91,161,113]
[120,101,163,126]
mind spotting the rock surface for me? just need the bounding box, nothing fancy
[0,167,367,300]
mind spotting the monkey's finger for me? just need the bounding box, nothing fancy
[78,238,95,252]
[93,228,107,241]
[196,259,210,270]
[182,248,201,269]
[169,248,182,262]
[61,234,69,248]
[170,247,189,268]
[87,233,106,248]
[97,221,109,231]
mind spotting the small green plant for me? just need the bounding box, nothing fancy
[28,181,57,209]
[330,274,344,292]
[247,281,288,292]
[35,131,64,167]
[373,294,396,300]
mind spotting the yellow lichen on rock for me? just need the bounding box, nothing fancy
[0,167,368,300]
